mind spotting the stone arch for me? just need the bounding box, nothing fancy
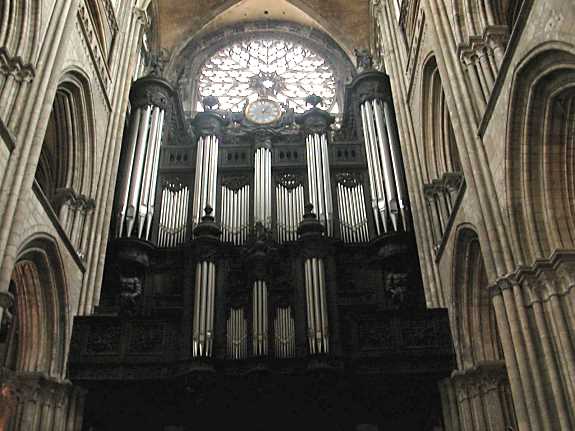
[166,20,355,115]
[2,235,69,379]
[421,55,461,183]
[452,0,522,46]
[506,45,575,264]
[0,0,40,70]
[451,227,502,370]
[36,69,96,203]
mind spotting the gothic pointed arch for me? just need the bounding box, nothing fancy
[1,235,69,379]
[35,70,97,257]
[506,45,575,263]
[0,0,40,74]
[166,20,355,115]
[421,56,462,182]
[451,227,502,369]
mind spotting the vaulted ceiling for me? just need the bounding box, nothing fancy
[154,0,371,58]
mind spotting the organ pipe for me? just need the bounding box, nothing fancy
[304,258,329,355]
[192,136,219,231]
[158,184,190,247]
[336,182,369,243]
[192,261,217,358]
[274,306,296,358]
[227,308,248,360]
[252,280,268,357]
[221,185,250,245]
[254,147,272,229]
[360,97,409,235]
[306,134,334,236]
[276,184,305,243]
[115,78,172,241]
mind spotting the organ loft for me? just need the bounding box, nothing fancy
[2,1,573,430]
[69,47,454,429]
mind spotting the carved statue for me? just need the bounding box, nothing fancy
[354,48,374,72]
[384,272,409,306]
[119,275,143,315]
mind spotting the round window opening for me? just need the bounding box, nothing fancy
[197,38,339,113]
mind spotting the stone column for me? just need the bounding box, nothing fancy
[440,361,517,431]
[0,369,85,431]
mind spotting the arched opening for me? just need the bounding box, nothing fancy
[35,72,96,257]
[421,57,461,181]
[0,237,68,378]
[421,57,463,249]
[445,227,517,430]
[167,21,355,116]
[452,228,502,368]
[507,48,575,263]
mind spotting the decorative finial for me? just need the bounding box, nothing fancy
[204,205,213,217]
[305,95,323,108]
[148,49,169,77]
[304,203,315,215]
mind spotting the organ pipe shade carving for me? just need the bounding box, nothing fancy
[274,306,296,359]
[221,184,251,245]
[254,148,272,229]
[192,262,216,357]
[360,98,409,235]
[306,134,334,236]
[227,308,248,360]
[192,136,219,231]
[304,258,329,354]
[116,105,165,239]
[252,281,268,357]
[158,184,190,247]
[276,183,305,243]
[336,179,369,243]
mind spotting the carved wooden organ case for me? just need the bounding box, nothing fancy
[69,71,454,424]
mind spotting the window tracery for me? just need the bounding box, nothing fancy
[197,38,338,113]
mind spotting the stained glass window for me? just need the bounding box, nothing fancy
[197,38,338,113]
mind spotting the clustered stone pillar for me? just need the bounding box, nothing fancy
[439,361,517,431]
[0,370,85,431]
[115,77,171,241]
[350,70,410,235]
[297,99,335,236]
[298,205,330,355]
[191,207,221,358]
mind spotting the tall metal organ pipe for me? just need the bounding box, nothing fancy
[353,71,410,235]
[221,184,250,245]
[305,133,334,236]
[192,135,219,230]
[254,146,272,229]
[298,205,331,355]
[192,261,217,357]
[115,78,171,241]
[227,308,248,360]
[252,280,268,356]
[274,306,296,358]
[276,181,305,243]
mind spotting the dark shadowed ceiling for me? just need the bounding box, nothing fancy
[155,0,371,58]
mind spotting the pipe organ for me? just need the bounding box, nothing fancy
[227,308,248,360]
[336,173,369,243]
[192,260,217,358]
[79,67,453,430]
[158,182,190,247]
[305,133,334,236]
[357,75,410,235]
[254,146,272,229]
[220,182,250,245]
[192,134,219,230]
[275,174,305,243]
[304,257,329,354]
[274,306,296,358]
[252,280,269,356]
[115,78,170,240]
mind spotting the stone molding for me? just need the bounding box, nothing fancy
[451,360,509,401]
